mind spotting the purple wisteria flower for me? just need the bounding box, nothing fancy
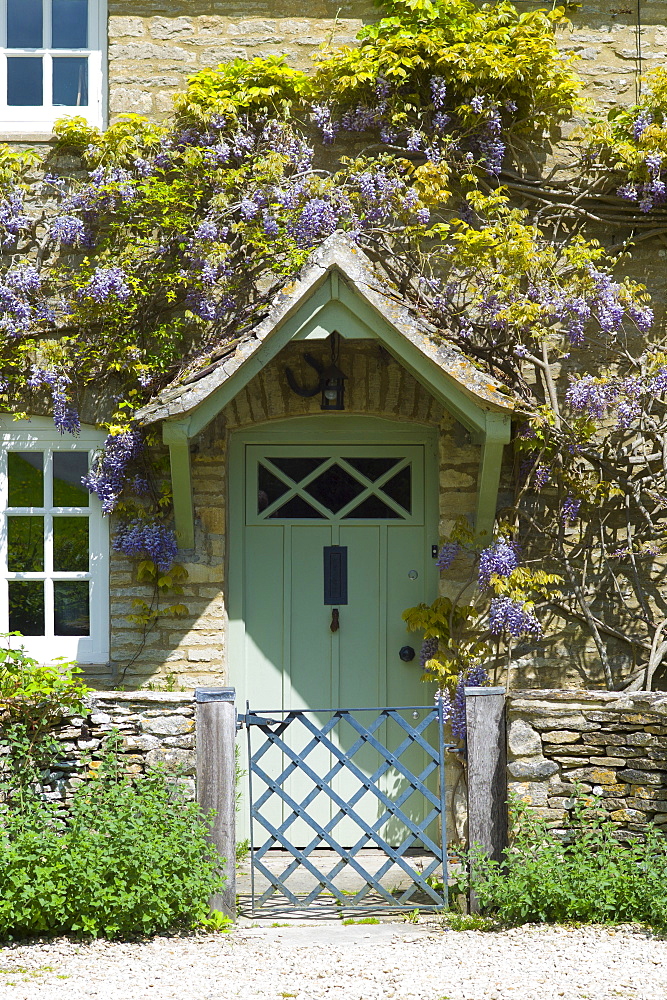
[430,76,447,109]
[28,366,80,435]
[49,214,90,247]
[419,636,439,669]
[79,266,131,303]
[83,430,144,512]
[436,542,460,571]
[113,520,178,572]
[312,103,339,144]
[588,267,625,333]
[194,220,218,241]
[290,198,338,247]
[470,95,485,113]
[633,109,653,141]
[478,538,519,589]
[533,465,551,490]
[561,495,581,524]
[0,193,29,247]
[565,375,610,420]
[489,596,541,638]
[434,686,452,724]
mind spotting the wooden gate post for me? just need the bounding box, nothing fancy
[465,686,507,912]
[195,687,236,919]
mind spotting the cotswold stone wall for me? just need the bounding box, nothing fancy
[107,1,376,121]
[104,0,667,124]
[507,690,667,837]
[33,692,195,806]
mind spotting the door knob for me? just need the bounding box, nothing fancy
[399,645,415,662]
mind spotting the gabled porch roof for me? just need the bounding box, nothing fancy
[135,233,514,548]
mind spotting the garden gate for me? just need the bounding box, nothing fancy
[238,702,453,914]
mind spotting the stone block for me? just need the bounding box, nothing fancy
[618,768,665,786]
[109,42,191,61]
[529,714,600,732]
[162,734,196,750]
[508,719,542,756]
[610,808,646,824]
[508,758,559,780]
[141,715,195,736]
[89,712,112,725]
[588,732,653,746]
[149,16,195,39]
[541,730,582,744]
[508,780,549,806]
[109,16,146,37]
[440,469,475,489]
[121,734,161,752]
[145,747,195,775]
[560,767,618,785]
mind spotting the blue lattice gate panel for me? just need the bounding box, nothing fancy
[238,704,453,913]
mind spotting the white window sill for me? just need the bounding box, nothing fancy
[0,131,56,142]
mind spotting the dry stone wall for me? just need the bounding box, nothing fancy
[32,692,196,806]
[507,690,667,838]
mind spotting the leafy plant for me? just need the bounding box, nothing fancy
[0,749,223,940]
[0,637,89,800]
[462,793,667,931]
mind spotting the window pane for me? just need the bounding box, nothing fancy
[343,496,402,519]
[9,581,45,636]
[269,496,325,519]
[269,458,326,482]
[344,458,400,481]
[51,0,88,48]
[381,465,411,513]
[52,56,88,106]
[7,516,44,571]
[7,57,43,106]
[54,580,89,635]
[306,464,364,513]
[53,452,89,506]
[53,516,88,571]
[8,453,43,507]
[258,464,288,513]
[7,0,43,47]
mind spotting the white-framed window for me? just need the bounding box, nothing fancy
[0,418,109,663]
[0,0,105,133]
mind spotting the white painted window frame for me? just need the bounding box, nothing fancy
[0,0,106,133]
[0,417,109,663]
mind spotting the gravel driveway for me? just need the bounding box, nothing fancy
[0,922,664,1000]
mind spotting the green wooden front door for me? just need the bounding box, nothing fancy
[229,421,438,845]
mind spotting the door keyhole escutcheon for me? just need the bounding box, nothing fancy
[330,608,340,633]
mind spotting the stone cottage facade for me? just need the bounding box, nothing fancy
[0,0,665,700]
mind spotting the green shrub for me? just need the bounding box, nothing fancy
[0,639,89,800]
[465,794,667,931]
[0,760,224,939]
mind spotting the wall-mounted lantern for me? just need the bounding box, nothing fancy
[320,360,347,411]
[285,332,348,411]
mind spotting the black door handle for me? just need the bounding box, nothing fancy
[399,646,415,662]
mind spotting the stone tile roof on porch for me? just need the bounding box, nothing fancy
[134,232,515,427]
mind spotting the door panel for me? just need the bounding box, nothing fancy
[287,525,333,843]
[243,526,286,840]
[236,438,436,848]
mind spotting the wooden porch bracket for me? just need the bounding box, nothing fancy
[163,419,195,549]
[474,413,512,542]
